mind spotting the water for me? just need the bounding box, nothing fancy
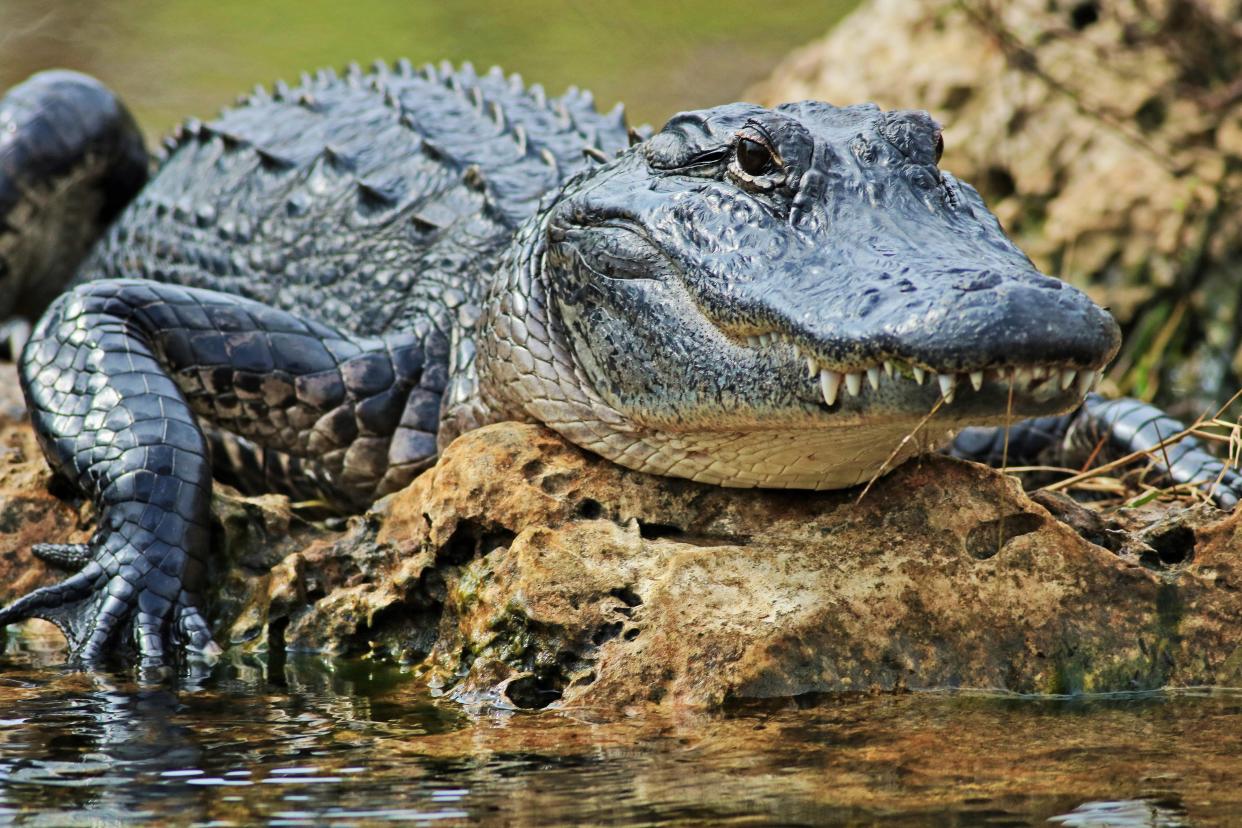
[1,635,1241,825]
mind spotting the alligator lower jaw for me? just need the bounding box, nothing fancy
[565,417,957,490]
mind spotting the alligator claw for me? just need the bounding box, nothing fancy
[1188,456,1241,510]
[1209,476,1240,510]
[31,543,92,572]
[0,564,101,647]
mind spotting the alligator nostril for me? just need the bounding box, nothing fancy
[956,271,1001,291]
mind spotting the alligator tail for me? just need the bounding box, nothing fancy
[0,70,148,356]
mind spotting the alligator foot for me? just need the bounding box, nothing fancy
[0,530,218,667]
[7,277,437,666]
[8,278,224,667]
[1079,394,1242,508]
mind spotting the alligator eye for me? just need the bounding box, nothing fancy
[736,138,776,176]
[934,130,944,164]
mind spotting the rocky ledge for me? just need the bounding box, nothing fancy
[3,360,1242,711]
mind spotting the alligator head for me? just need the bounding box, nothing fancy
[476,101,1121,489]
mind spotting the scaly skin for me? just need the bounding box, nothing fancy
[0,71,147,356]
[0,62,1234,668]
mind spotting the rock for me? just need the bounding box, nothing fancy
[0,362,78,628]
[753,0,1242,416]
[0,366,80,617]
[3,356,1242,711]
[228,421,1242,711]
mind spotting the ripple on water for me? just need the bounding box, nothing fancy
[0,643,1240,824]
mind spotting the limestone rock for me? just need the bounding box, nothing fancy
[228,421,1242,711]
[0,366,79,609]
[4,355,1242,710]
[753,0,1242,415]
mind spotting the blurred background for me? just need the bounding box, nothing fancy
[4,0,1242,414]
[0,0,858,138]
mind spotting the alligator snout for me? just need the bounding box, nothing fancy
[907,277,1121,372]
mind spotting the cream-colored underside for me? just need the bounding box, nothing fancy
[553,417,956,489]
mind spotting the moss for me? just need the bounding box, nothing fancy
[1082,583,1183,693]
[1222,646,1242,684]
[450,556,492,609]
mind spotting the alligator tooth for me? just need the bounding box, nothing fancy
[1032,366,1048,380]
[937,373,957,403]
[883,360,895,378]
[845,372,862,397]
[805,357,818,378]
[866,366,882,390]
[820,370,842,406]
[969,371,984,391]
[912,366,926,385]
[1059,369,1077,391]
[1014,367,1033,387]
[1075,369,1095,397]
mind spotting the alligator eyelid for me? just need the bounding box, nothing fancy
[742,118,776,144]
[740,120,782,161]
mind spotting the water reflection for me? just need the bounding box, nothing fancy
[1050,798,1190,828]
[1,638,1242,825]
[0,647,464,825]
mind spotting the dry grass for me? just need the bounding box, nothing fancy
[1030,387,1242,511]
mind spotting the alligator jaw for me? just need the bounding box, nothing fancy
[803,359,1103,410]
[742,330,1104,412]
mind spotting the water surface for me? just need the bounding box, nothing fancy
[1,635,1240,825]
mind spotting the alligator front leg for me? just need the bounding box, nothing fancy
[2,279,438,666]
[948,393,1242,508]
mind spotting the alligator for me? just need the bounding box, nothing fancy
[0,63,1237,668]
